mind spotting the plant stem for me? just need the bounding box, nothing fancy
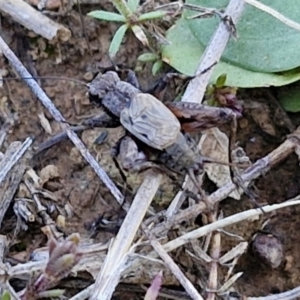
[111,0,133,19]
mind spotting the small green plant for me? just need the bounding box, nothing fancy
[88,0,168,58]
[137,52,163,75]
[206,74,237,106]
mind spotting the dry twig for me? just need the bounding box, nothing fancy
[161,196,300,253]
[181,0,245,102]
[248,285,300,300]
[244,0,300,32]
[0,0,71,41]
[90,170,162,299]
[0,139,32,227]
[0,138,32,185]
[152,132,299,236]
[11,197,300,296]
[142,224,204,300]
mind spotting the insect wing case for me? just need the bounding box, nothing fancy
[120,93,181,150]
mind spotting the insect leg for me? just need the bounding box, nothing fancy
[188,169,214,211]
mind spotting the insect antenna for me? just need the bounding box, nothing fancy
[201,156,250,168]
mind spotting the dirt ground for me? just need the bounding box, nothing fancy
[1,1,300,299]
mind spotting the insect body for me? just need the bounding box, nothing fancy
[88,71,205,175]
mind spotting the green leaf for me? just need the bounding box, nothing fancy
[88,10,126,22]
[138,11,167,21]
[109,24,129,57]
[131,25,149,46]
[128,0,140,12]
[215,74,227,88]
[138,53,159,62]
[152,60,163,75]
[278,83,300,112]
[162,18,300,87]
[1,291,11,300]
[185,0,300,73]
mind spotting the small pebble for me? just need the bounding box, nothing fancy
[252,232,283,268]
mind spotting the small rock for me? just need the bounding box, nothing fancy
[252,232,283,268]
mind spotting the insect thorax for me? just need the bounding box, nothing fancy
[164,133,203,172]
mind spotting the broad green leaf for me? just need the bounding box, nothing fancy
[88,10,126,22]
[138,53,159,62]
[128,0,140,12]
[138,11,167,21]
[278,83,300,112]
[185,0,300,73]
[109,24,128,57]
[162,19,300,87]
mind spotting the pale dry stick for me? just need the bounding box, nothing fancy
[0,35,124,206]
[0,235,21,300]
[152,133,299,236]
[165,0,245,217]
[0,0,71,41]
[244,0,300,32]
[9,241,175,299]
[0,235,8,296]
[206,213,221,300]
[142,224,204,300]
[124,197,300,286]
[165,174,197,217]
[70,285,94,300]
[248,285,300,300]
[0,141,32,228]
[90,170,163,300]
[162,197,300,254]
[90,241,137,300]
[0,138,32,185]
[181,0,245,103]
[10,240,111,278]
[0,161,29,232]
[26,0,103,7]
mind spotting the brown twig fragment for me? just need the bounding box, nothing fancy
[0,139,32,228]
[0,138,32,185]
[206,213,221,300]
[0,0,71,41]
[0,35,124,206]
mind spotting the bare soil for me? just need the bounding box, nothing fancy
[1,1,300,299]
